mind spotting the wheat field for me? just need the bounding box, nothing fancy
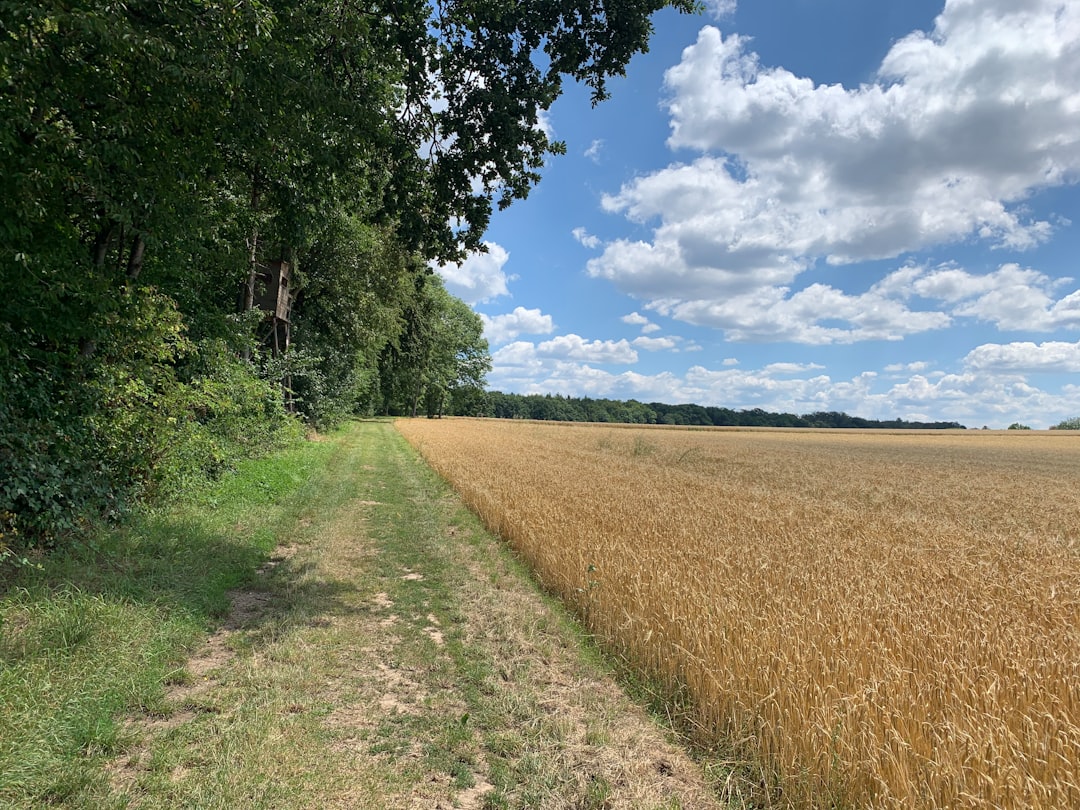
[395,418,1080,808]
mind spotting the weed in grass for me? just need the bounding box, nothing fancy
[584,774,615,809]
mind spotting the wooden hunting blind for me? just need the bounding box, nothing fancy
[252,259,293,356]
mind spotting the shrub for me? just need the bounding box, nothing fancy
[1051,417,1080,430]
[0,293,302,560]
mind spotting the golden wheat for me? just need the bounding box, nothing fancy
[396,419,1080,809]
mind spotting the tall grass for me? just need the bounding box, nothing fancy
[0,439,332,809]
[397,419,1080,809]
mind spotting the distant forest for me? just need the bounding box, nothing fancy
[474,392,967,430]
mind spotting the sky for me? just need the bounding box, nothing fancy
[435,0,1080,429]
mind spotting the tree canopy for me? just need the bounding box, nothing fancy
[1,0,696,556]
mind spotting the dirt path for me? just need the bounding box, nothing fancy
[110,421,726,809]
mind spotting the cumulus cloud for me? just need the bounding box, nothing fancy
[912,263,1080,331]
[487,324,1080,427]
[584,139,605,162]
[486,348,1078,428]
[764,362,825,374]
[645,267,953,344]
[632,335,679,351]
[572,227,602,249]
[589,2,1080,336]
[621,311,662,333]
[885,361,931,373]
[595,259,1080,345]
[436,242,513,304]
[480,307,555,345]
[537,110,555,140]
[511,334,640,364]
[963,339,1080,372]
[880,369,1077,426]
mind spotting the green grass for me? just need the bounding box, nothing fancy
[0,437,333,809]
[1,420,733,809]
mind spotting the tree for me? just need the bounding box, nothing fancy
[1051,417,1080,430]
[1008,423,1033,430]
[0,0,695,551]
[288,217,416,427]
[378,275,491,418]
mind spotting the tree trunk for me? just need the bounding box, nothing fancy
[241,168,262,361]
[92,222,114,268]
[242,170,262,313]
[126,235,146,280]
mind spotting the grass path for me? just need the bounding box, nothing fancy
[102,420,725,809]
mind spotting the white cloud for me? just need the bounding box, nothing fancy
[704,0,736,20]
[644,268,953,344]
[963,339,1080,372]
[764,362,825,374]
[632,336,679,351]
[622,311,663,334]
[481,307,555,345]
[572,227,602,249]
[592,257,1080,344]
[589,3,1080,335]
[537,110,555,140]
[885,361,931,373]
[490,340,542,367]
[536,334,639,364]
[584,139,604,161]
[912,263,1080,331]
[880,370,1077,427]
[436,242,513,304]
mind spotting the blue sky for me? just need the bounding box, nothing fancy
[436,0,1080,429]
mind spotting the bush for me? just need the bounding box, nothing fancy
[0,293,302,561]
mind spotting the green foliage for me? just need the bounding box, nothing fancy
[1051,417,1080,430]
[1008,422,1033,430]
[378,275,491,418]
[0,326,301,558]
[289,217,416,428]
[0,437,331,808]
[0,0,691,556]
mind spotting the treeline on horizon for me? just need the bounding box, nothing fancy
[476,392,967,430]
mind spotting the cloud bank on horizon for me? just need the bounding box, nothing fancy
[437,0,1080,428]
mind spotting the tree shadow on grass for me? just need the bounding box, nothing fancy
[0,502,369,808]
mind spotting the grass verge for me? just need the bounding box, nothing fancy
[1,420,730,809]
[0,436,333,808]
